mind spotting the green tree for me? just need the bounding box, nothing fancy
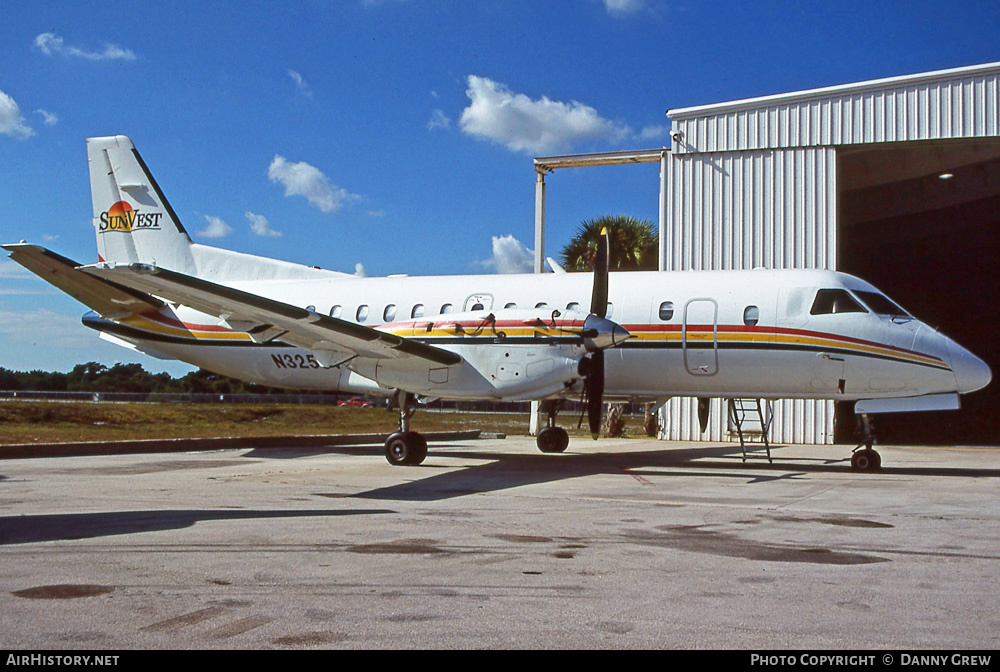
[558,214,658,272]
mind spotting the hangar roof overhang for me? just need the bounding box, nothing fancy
[665,61,1000,155]
[667,61,1000,122]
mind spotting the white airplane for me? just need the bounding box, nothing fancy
[4,136,991,469]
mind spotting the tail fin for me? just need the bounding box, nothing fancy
[88,135,195,274]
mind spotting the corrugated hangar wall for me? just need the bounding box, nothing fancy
[657,62,1000,445]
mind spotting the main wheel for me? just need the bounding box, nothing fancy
[536,426,570,454]
[384,431,428,466]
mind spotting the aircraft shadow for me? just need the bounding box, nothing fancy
[0,508,395,545]
[346,443,1000,502]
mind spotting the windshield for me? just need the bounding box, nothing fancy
[853,290,911,318]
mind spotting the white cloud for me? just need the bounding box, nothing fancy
[427,109,450,131]
[0,90,34,140]
[639,124,670,141]
[34,32,136,61]
[198,215,233,239]
[288,69,313,98]
[603,0,645,16]
[245,211,282,238]
[459,75,629,154]
[267,155,360,213]
[0,260,33,279]
[0,309,95,347]
[354,263,368,278]
[35,109,59,126]
[480,234,534,274]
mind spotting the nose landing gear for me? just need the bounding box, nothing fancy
[851,414,881,472]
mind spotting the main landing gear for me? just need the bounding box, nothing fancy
[850,413,881,472]
[384,391,427,466]
[535,400,570,454]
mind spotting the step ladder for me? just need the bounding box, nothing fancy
[727,398,774,463]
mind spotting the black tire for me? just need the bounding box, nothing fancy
[385,431,427,466]
[410,432,428,465]
[537,426,570,454]
[851,449,880,472]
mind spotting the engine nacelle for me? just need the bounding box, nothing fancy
[350,345,582,401]
[349,308,597,400]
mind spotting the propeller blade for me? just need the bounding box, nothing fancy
[697,397,711,433]
[587,351,605,439]
[590,228,609,318]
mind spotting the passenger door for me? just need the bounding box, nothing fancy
[683,298,719,376]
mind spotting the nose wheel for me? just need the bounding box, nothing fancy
[850,414,882,472]
[851,447,881,471]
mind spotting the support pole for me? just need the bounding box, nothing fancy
[659,151,668,272]
[530,170,547,435]
[533,170,546,274]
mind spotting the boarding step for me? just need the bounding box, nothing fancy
[727,398,773,463]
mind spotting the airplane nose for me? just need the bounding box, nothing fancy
[949,341,992,394]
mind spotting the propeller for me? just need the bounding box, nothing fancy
[584,228,610,439]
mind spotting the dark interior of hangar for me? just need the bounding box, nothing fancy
[836,139,1000,445]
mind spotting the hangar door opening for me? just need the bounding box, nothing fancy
[837,139,1000,445]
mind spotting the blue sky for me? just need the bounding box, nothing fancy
[2,0,999,376]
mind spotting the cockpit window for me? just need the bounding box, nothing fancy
[854,290,911,318]
[810,289,867,315]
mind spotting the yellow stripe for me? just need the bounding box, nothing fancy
[120,315,252,342]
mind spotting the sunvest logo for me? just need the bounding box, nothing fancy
[98,201,163,233]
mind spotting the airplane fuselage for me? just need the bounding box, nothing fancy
[88,266,987,405]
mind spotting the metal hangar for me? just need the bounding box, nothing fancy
[534,61,1000,445]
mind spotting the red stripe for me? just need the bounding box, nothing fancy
[622,323,943,363]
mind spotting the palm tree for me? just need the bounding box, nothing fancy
[560,214,660,436]
[559,214,658,272]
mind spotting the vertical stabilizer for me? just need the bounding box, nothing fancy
[87,136,195,273]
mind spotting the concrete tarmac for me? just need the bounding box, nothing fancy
[1,436,999,649]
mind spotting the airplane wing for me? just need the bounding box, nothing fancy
[80,262,462,367]
[2,243,163,318]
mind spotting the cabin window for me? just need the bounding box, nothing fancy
[330,305,342,318]
[356,305,370,322]
[566,302,580,311]
[853,290,910,318]
[471,303,485,311]
[658,301,674,321]
[441,303,454,314]
[504,302,517,309]
[383,304,397,322]
[411,304,425,319]
[810,289,867,315]
[535,302,548,309]
[743,305,759,327]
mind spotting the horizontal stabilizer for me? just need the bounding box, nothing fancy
[2,243,163,318]
[81,262,462,367]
